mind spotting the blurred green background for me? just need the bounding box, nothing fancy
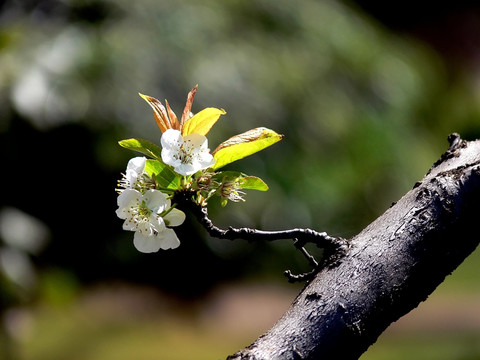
[1,0,479,359]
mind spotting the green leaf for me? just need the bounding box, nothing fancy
[145,159,181,190]
[118,138,163,160]
[212,171,269,191]
[238,176,269,191]
[211,127,283,170]
[211,171,242,183]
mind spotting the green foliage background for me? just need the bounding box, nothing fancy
[1,0,479,359]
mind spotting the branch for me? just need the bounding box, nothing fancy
[173,191,349,281]
[225,134,480,360]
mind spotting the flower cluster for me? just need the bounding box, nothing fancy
[116,157,185,252]
[116,86,283,252]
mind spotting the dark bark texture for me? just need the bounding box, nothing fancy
[227,134,480,360]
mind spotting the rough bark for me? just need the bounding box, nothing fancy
[227,134,480,360]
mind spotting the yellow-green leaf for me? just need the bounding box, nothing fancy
[238,176,269,191]
[118,138,162,160]
[181,107,226,136]
[211,127,283,170]
[212,171,269,191]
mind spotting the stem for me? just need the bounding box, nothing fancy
[173,190,349,276]
[160,203,177,218]
[197,206,347,254]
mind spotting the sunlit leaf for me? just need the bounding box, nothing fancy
[181,107,226,136]
[165,99,180,130]
[212,171,269,191]
[180,85,198,129]
[118,138,163,159]
[238,176,268,191]
[211,127,283,170]
[139,94,171,132]
[211,171,241,185]
[145,159,181,190]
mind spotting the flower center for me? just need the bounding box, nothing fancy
[126,199,159,235]
[173,140,197,164]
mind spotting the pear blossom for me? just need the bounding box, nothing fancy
[161,128,215,176]
[116,156,147,192]
[125,156,146,188]
[116,189,186,252]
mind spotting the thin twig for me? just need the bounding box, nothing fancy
[294,238,319,268]
[195,205,346,253]
[173,190,349,279]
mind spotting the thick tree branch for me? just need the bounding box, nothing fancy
[225,134,480,360]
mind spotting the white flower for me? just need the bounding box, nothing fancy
[116,189,186,252]
[125,156,146,187]
[161,129,215,176]
[117,157,147,192]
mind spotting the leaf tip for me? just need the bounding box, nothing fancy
[118,139,129,147]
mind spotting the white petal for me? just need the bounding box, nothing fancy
[161,148,182,168]
[175,163,196,176]
[122,218,137,231]
[196,153,216,168]
[148,213,166,232]
[127,156,146,173]
[161,129,183,150]
[164,208,186,227]
[190,157,215,173]
[158,228,181,249]
[116,189,141,219]
[115,207,128,220]
[125,169,138,187]
[183,133,208,148]
[133,232,162,253]
[136,220,155,236]
[117,189,141,208]
[143,189,168,213]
